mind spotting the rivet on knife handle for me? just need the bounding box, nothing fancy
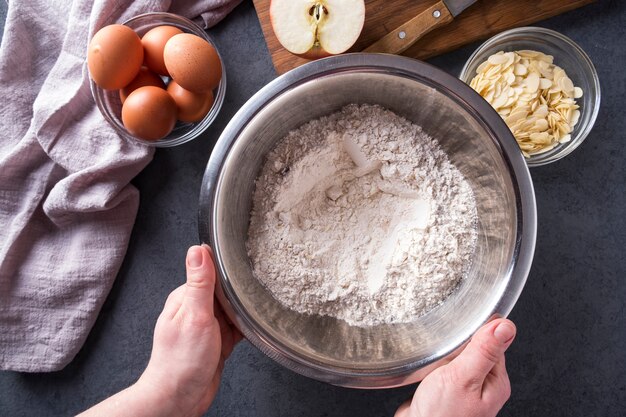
[363,1,453,55]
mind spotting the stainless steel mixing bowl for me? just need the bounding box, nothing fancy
[199,54,536,388]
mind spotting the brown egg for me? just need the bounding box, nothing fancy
[88,24,143,90]
[119,67,165,103]
[121,86,177,141]
[163,33,222,93]
[141,26,183,76]
[167,81,215,123]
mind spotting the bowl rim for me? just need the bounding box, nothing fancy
[89,12,226,148]
[459,26,601,167]
[198,53,537,388]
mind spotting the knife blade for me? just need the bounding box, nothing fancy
[364,0,478,54]
[444,0,478,17]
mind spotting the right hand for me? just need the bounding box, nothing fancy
[395,318,516,417]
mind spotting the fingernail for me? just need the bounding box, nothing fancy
[494,322,516,344]
[187,246,204,269]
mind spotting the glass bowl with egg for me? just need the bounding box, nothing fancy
[89,12,226,147]
[460,27,600,166]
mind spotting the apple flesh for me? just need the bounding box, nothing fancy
[270,0,365,59]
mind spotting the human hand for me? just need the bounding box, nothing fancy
[395,319,516,417]
[137,245,243,417]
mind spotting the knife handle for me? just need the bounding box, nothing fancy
[364,1,453,55]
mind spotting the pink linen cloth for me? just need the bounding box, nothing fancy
[0,0,240,372]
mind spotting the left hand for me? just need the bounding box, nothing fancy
[137,245,242,416]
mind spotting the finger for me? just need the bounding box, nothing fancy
[449,319,516,390]
[162,285,185,319]
[393,399,412,417]
[232,328,244,345]
[213,292,244,343]
[214,302,244,359]
[219,327,238,360]
[213,297,236,327]
[206,258,245,349]
[489,351,507,381]
[483,354,511,408]
[181,245,216,320]
[213,298,226,321]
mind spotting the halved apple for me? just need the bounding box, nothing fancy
[270,0,365,59]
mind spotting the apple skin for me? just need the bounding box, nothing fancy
[297,44,333,60]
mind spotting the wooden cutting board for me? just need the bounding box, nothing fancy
[252,0,595,74]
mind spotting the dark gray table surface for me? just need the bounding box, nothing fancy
[1,1,624,416]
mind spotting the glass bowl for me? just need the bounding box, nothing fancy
[459,27,600,167]
[90,12,226,147]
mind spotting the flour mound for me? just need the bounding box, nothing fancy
[247,104,477,326]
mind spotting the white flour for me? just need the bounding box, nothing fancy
[247,104,477,326]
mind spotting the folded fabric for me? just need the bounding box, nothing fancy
[0,0,241,372]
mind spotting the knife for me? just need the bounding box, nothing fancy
[363,0,477,54]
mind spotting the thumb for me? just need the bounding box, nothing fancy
[182,245,216,320]
[450,319,516,389]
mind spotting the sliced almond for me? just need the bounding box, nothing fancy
[524,73,540,93]
[574,87,583,99]
[534,119,549,131]
[488,53,509,65]
[539,78,553,89]
[559,76,575,95]
[514,63,528,76]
